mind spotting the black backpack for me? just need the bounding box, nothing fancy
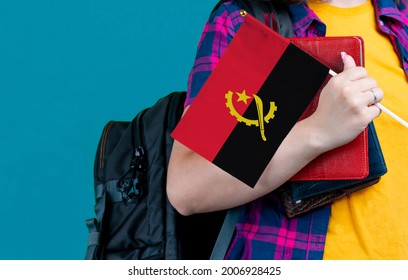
[85,91,227,259]
[85,0,293,260]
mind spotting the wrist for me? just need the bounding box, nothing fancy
[298,117,332,155]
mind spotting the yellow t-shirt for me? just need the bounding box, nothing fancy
[308,0,408,259]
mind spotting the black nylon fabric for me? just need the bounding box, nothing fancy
[85,92,226,260]
[86,92,184,260]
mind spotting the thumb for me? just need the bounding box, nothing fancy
[341,51,356,70]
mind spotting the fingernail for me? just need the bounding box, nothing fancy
[341,52,346,59]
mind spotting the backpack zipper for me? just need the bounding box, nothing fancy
[99,121,114,170]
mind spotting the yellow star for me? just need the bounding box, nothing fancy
[236,90,252,105]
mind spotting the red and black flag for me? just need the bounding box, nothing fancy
[171,14,330,187]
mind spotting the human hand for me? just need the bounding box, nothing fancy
[306,52,383,152]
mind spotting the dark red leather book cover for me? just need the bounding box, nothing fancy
[289,36,369,181]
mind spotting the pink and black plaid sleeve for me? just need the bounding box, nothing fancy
[185,1,245,107]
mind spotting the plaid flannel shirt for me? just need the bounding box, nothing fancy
[185,0,408,259]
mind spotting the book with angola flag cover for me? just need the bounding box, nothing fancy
[171,14,367,188]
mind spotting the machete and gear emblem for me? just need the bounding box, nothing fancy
[225,90,277,141]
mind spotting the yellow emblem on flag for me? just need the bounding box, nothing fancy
[225,90,277,141]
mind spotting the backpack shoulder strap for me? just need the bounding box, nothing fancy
[270,1,294,38]
[210,206,241,260]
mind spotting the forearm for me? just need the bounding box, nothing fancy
[167,117,324,216]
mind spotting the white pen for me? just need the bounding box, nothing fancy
[375,103,408,128]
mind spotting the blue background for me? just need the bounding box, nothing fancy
[0,0,217,260]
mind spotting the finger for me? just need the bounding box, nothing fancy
[366,88,384,105]
[341,52,356,70]
[367,103,382,119]
[374,88,384,103]
[339,52,368,81]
